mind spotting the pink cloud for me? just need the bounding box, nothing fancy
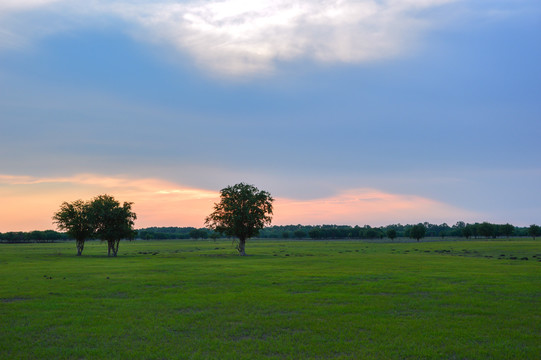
[273,188,477,226]
[0,173,477,232]
[0,173,219,231]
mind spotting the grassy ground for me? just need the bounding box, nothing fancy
[1,239,540,359]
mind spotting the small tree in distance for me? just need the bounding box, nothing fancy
[205,183,273,256]
[410,223,426,242]
[53,199,93,256]
[502,223,514,239]
[386,229,397,241]
[528,224,541,240]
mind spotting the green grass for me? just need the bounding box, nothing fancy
[1,239,540,359]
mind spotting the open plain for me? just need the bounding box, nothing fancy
[1,239,539,359]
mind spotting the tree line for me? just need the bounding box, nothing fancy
[2,183,540,256]
[0,230,68,243]
[135,222,540,241]
[4,222,539,244]
[258,222,540,240]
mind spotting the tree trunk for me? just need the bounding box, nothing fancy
[113,239,120,257]
[237,237,247,256]
[107,240,113,257]
[76,239,84,256]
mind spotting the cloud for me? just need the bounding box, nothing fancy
[112,0,459,75]
[0,173,220,231]
[0,0,460,75]
[0,173,478,232]
[273,188,479,226]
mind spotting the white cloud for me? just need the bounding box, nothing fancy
[110,0,459,75]
[0,0,460,75]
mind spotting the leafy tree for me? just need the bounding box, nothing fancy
[528,224,541,240]
[386,229,397,241]
[365,229,378,239]
[205,183,273,256]
[410,223,426,242]
[189,228,208,239]
[308,228,322,239]
[89,194,137,257]
[462,225,473,239]
[501,223,515,239]
[478,222,494,238]
[294,230,306,239]
[53,199,93,256]
[210,232,220,241]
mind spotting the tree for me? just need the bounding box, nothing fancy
[89,194,137,257]
[528,224,541,240]
[365,229,378,239]
[501,223,515,239]
[205,183,273,256]
[410,223,426,242]
[53,199,93,256]
[386,229,397,241]
[478,222,494,238]
[462,225,474,239]
[189,228,208,239]
[308,228,322,239]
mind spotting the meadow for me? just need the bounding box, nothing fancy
[1,239,540,359]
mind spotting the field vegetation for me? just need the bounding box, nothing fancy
[1,239,540,359]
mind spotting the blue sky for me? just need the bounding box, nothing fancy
[0,0,540,231]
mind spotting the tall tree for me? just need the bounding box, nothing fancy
[53,199,93,256]
[410,223,426,242]
[205,183,273,256]
[89,194,137,257]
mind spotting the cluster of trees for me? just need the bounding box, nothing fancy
[138,227,217,240]
[50,183,273,257]
[0,230,68,243]
[255,222,539,240]
[53,194,136,256]
[137,222,541,243]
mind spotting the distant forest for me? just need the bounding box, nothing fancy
[136,222,533,240]
[2,222,535,243]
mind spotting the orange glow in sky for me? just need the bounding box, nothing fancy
[0,173,476,232]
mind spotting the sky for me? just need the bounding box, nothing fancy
[0,0,540,232]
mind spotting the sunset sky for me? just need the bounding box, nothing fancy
[1,0,540,232]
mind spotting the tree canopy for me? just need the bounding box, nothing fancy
[205,183,273,256]
[528,224,540,240]
[89,194,137,257]
[410,223,427,242]
[386,229,397,241]
[53,199,93,256]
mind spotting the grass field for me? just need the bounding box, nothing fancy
[1,239,540,359]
